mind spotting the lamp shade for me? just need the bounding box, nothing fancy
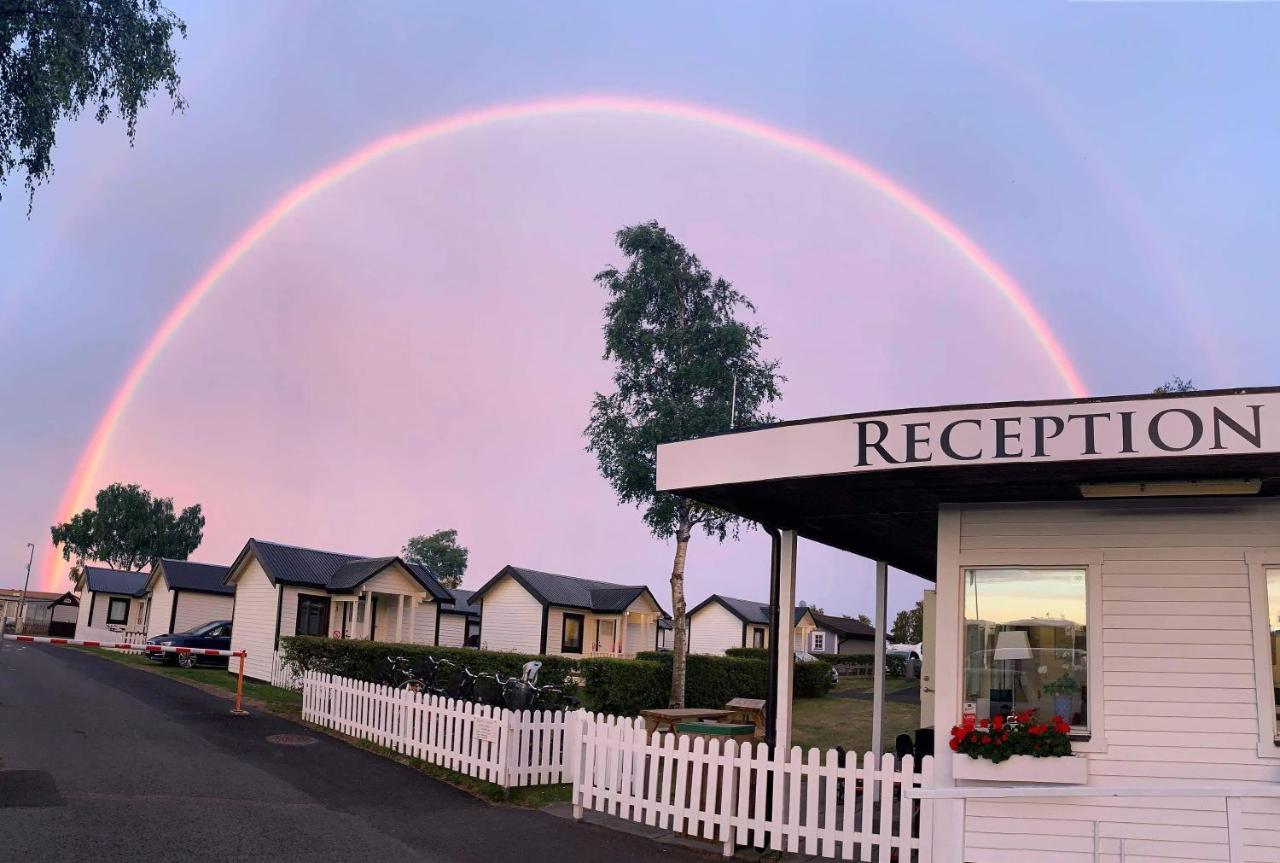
[993,630,1033,661]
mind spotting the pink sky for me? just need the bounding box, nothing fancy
[42,113,1070,616]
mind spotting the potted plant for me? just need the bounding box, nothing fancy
[949,710,1086,783]
[1042,673,1080,721]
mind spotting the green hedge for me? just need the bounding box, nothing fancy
[636,651,834,700]
[576,657,667,715]
[724,647,768,660]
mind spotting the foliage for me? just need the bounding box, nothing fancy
[949,710,1072,763]
[51,482,203,575]
[890,601,923,644]
[1153,376,1196,394]
[0,0,186,207]
[637,651,834,701]
[401,529,469,589]
[856,614,872,626]
[827,653,908,677]
[724,647,768,660]
[576,657,668,715]
[584,221,783,708]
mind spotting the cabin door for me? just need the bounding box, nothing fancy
[595,619,616,655]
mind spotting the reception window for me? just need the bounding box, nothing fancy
[963,567,1089,733]
[1268,569,1280,742]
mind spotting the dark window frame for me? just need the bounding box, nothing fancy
[295,594,331,638]
[106,597,129,626]
[561,612,585,654]
[751,626,765,649]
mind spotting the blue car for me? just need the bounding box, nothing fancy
[146,620,232,668]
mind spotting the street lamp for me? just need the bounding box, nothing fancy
[16,542,34,635]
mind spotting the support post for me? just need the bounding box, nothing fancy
[773,530,798,755]
[617,613,627,657]
[395,594,405,643]
[231,652,249,716]
[408,596,418,644]
[871,560,888,763]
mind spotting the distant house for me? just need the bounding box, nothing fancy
[1,589,78,636]
[469,566,667,657]
[656,616,672,650]
[687,595,818,656]
[73,567,149,636]
[144,559,234,638]
[808,612,877,656]
[437,588,481,648]
[223,539,452,681]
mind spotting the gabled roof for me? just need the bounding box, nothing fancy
[25,591,78,608]
[0,589,65,602]
[813,613,876,640]
[81,566,149,598]
[224,539,451,601]
[471,565,668,615]
[154,559,233,596]
[689,594,814,627]
[440,588,481,617]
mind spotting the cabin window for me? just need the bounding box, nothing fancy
[812,631,826,652]
[106,598,129,626]
[1268,568,1280,743]
[963,567,1089,734]
[295,595,331,637]
[561,613,584,654]
[465,619,481,648]
[752,627,765,649]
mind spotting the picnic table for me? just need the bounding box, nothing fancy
[640,707,734,735]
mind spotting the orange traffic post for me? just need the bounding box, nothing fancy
[231,652,250,716]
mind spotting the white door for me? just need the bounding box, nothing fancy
[595,619,616,654]
[921,589,936,727]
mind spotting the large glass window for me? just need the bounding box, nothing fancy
[1268,569,1279,743]
[561,613,584,654]
[295,595,331,637]
[106,597,129,626]
[963,567,1089,733]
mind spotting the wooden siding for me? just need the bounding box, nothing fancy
[953,498,1280,863]
[689,602,744,655]
[146,585,175,637]
[438,613,467,647]
[227,557,280,682]
[477,575,542,653]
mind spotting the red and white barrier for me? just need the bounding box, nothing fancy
[4,633,251,716]
[2,633,244,657]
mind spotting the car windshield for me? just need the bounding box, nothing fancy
[181,621,225,637]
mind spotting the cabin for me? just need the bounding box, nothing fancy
[686,594,817,655]
[437,588,481,647]
[223,539,452,681]
[470,565,667,657]
[1,590,79,636]
[809,612,878,656]
[73,566,149,639]
[657,387,1280,863]
[144,559,234,637]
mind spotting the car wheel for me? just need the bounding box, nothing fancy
[177,653,197,669]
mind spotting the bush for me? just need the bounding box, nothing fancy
[827,653,908,677]
[724,647,768,660]
[638,650,834,702]
[576,657,666,715]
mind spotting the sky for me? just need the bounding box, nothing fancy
[2,2,1278,622]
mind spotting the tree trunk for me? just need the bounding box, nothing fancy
[668,518,692,708]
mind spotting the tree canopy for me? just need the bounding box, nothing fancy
[585,220,783,707]
[890,601,924,644]
[50,482,203,576]
[1153,376,1196,394]
[402,529,469,590]
[0,0,186,206]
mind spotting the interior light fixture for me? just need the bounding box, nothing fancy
[1079,479,1262,499]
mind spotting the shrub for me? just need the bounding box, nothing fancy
[829,653,908,677]
[638,650,833,702]
[724,647,768,660]
[577,657,666,715]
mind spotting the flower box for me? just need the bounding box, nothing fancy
[953,753,1088,784]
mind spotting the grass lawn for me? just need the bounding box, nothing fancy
[76,647,303,716]
[792,677,923,754]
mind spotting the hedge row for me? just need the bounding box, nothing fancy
[725,646,907,677]
[280,637,836,717]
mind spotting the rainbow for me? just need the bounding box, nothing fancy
[41,94,1088,589]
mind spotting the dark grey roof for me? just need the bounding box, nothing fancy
[813,613,876,640]
[83,566,149,598]
[472,565,667,615]
[440,588,481,617]
[228,540,451,601]
[156,559,233,596]
[658,618,673,630]
[691,595,813,627]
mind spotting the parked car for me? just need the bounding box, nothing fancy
[146,620,232,668]
[795,649,840,686]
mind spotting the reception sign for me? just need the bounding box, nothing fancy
[656,391,1280,491]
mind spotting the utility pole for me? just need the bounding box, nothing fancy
[16,542,34,635]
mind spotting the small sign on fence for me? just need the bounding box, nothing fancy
[474,716,500,743]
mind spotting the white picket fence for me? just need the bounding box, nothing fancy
[76,625,148,646]
[300,671,568,788]
[270,650,302,690]
[570,713,933,861]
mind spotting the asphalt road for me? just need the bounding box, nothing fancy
[0,640,709,862]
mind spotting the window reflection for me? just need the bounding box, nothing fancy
[963,568,1088,732]
[1268,569,1279,742]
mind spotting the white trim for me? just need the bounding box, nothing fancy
[1245,548,1280,760]
[954,550,1106,754]
[811,630,826,653]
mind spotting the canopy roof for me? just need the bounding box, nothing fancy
[657,387,1280,578]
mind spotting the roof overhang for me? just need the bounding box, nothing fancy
[657,388,1280,579]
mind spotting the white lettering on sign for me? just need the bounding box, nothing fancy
[474,716,500,743]
[656,392,1279,491]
